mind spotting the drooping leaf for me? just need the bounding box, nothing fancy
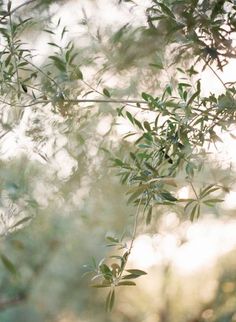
[1,254,17,275]
[126,111,134,124]
[105,290,115,312]
[146,206,152,225]
[117,281,136,286]
[109,289,115,311]
[49,56,66,72]
[11,216,32,229]
[190,203,199,221]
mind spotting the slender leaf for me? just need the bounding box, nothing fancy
[1,255,17,275]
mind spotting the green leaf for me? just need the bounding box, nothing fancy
[142,92,155,104]
[10,240,25,250]
[61,26,68,40]
[106,236,119,243]
[127,188,144,204]
[203,198,224,206]
[7,1,11,12]
[160,192,177,202]
[196,204,200,219]
[44,29,55,35]
[133,118,143,130]
[190,203,198,221]
[106,290,115,312]
[69,52,78,65]
[113,158,124,166]
[70,66,83,80]
[200,185,219,198]
[149,63,163,69]
[99,264,112,278]
[146,206,152,225]
[48,42,61,49]
[156,2,175,19]
[105,290,111,312]
[218,92,236,110]
[126,269,147,276]
[126,111,134,124]
[184,199,195,213]
[117,281,136,286]
[5,54,11,67]
[109,289,115,311]
[187,81,201,106]
[209,130,223,143]
[143,121,151,131]
[123,132,136,139]
[1,254,17,275]
[122,274,141,279]
[11,216,32,229]
[21,84,27,93]
[186,163,194,177]
[165,84,173,96]
[103,88,111,98]
[91,284,111,288]
[49,56,66,72]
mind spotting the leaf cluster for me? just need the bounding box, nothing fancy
[147,0,236,69]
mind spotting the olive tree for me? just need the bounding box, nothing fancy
[0,0,235,317]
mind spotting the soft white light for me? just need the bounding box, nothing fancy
[130,220,236,274]
[177,186,190,199]
[222,190,236,209]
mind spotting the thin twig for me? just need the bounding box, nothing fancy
[0,98,149,108]
[128,196,143,254]
[202,57,227,90]
[115,196,143,283]
[189,181,199,200]
[20,56,71,100]
[0,0,37,23]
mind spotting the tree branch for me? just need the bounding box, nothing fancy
[0,0,37,23]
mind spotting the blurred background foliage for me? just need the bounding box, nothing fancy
[0,0,235,321]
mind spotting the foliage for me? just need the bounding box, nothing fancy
[0,0,235,319]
